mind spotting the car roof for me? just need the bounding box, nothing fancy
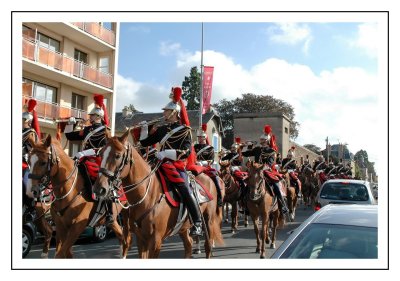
[322,179,370,185]
[310,204,377,228]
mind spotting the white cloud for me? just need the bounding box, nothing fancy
[349,22,378,58]
[117,49,380,166]
[268,23,313,54]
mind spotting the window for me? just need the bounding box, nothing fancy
[71,93,85,110]
[23,78,57,103]
[74,49,88,64]
[99,57,109,73]
[37,32,60,52]
[285,127,288,134]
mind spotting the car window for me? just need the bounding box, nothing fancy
[280,223,377,259]
[320,183,369,201]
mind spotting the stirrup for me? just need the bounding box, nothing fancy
[190,223,203,237]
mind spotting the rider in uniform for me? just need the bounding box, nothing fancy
[241,125,289,215]
[22,99,40,210]
[64,95,113,225]
[138,87,203,237]
[281,148,301,197]
[194,124,223,207]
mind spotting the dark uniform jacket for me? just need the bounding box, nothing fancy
[313,160,327,171]
[194,143,214,162]
[140,121,192,161]
[65,122,108,150]
[222,152,242,167]
[281,157,296,170]
[242,145,276,167]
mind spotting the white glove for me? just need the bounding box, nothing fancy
[68,117,76,125]
[74,149,96,159]
[156,149,177,161]
[139,121,148,140]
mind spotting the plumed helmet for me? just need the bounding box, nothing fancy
[287,149,295,158]
[162,87,182,113]
[89,106,104,118]
[197,123,207,137]
[22,111,33,122]
[260,125,272,141]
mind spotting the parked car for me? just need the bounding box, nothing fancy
[314,179,376,210]
[271,204,378,259]
[22,206,37,258]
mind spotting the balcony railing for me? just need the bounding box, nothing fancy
[22,95,88,121]
[22,38,113,89]
[71,22,115,46]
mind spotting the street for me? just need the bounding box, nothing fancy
[25,202,315,259]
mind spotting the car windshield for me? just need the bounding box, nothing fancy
[280,223,377,259]
[320,183,369,201]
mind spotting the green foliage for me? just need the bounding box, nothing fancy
[181,66,201,110]
[303,144,322,154]
[354,149,376,179]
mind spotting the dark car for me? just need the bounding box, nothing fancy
[22,207,37,258]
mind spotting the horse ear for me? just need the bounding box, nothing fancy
[44,134,52,147]
[118,129,130,145]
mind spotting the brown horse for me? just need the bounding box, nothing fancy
[93,130,223,258]
[300,166,319,208]
[219,161,248,233]
[246,161,284,258]
[279,170,298,222]
[28,135,130,258]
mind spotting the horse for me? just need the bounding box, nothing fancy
[93,129,223,258]
[279,170,298,222]
[300,165,319,208]
[219,160,248,233]
[246,161,284,258]
[28,135,130,258]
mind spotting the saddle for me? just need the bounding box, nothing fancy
[158,163,213,208]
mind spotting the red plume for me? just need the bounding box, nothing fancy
[264,125,272,135]
[235,137,241,144]
[172,87,182,103]
[202,123,209,145]
[27,99,37,112]
[270,135,278,152]
[93,94,104,107]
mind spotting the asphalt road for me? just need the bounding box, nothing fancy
[26,203,315,259]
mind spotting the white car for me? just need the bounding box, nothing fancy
[271,204,378,259]
[315,179,376,210]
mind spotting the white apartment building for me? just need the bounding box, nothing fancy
[22,22,119,156]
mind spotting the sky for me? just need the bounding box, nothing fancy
[115,19,385,169]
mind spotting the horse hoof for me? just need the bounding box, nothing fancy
[193,249,201,254]
[231,229,236,234]
[270,243,276,249]
[40,253,48,259]
[224,219,229,223]
[244,223,248,228]
[260,255,266,259]
[256,249,260,253]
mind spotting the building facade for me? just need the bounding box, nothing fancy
[22,22,119,155]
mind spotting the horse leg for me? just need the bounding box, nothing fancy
[260,214,268,259]
[35,206,53,258]
[244,214,249,228]
[179,229,193,258]
[55,221,87,258]
[224,202,229,223]
[251,215,261,253]
[193,236,201,254]
[270,211,278,249]
[109,219,129,259]
[231,201,238,233]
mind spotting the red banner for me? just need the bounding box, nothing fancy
[202,66,214,114]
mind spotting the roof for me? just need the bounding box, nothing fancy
[311,204,377,228]
[114,109,224,135]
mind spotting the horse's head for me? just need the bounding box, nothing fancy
[93,129,132,199]
[28,135,60,198]
[247,161,265,201]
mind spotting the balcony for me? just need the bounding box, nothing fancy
[22,94,88,122]
[22,37,113,93]
[71,22,115,46]
[38,23,115,52]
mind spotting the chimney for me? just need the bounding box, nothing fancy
[122,106,133,118]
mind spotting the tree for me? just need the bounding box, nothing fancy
[303,144,322,154]
[125,104,141,113]
[214,93,300,147]
[354,149,376,180]
[181,66,201,110]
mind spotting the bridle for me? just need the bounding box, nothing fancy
[29,144,79,204]
[248,168,265,201]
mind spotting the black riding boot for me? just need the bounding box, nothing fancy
[178,182,203,237]
[105,200,114,226]
[211,176,223,207]
[272,182,289,215]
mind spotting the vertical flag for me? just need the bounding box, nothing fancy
[202,66,214,114]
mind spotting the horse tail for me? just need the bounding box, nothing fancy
[208,214,225,246]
